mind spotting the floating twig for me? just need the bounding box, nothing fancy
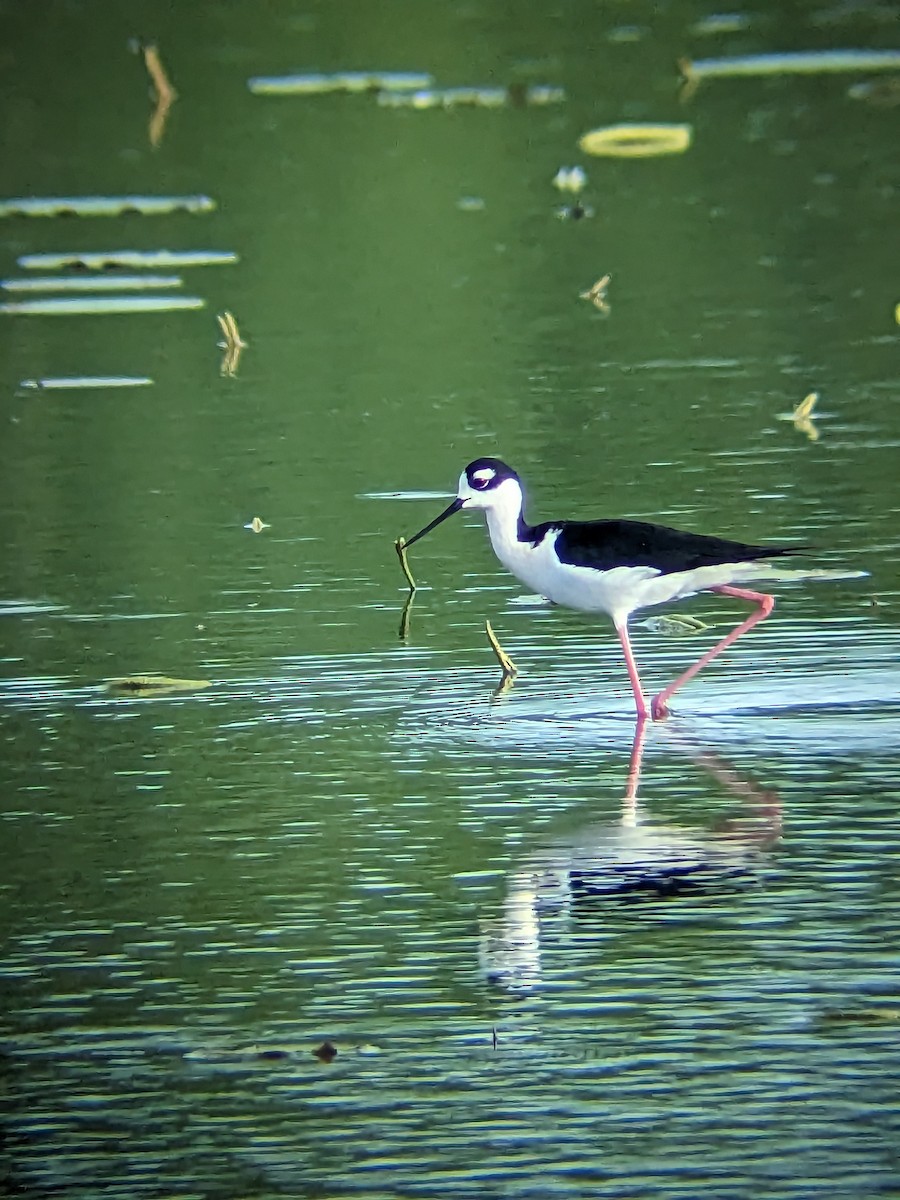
[217,310,248,376]
[141,42,178,147]
[580,273,611,313]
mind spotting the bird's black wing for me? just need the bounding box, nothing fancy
[534,518,805,575]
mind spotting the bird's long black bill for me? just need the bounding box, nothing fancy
[403,497,464,548]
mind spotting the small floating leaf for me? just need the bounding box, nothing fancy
[579,123,692,158]
[105,675,211,694]
[792,391,818,422]
[642,613,711,636]
[1,296,205,316]
[0,195,215,218]
[312,1041,337,1062]
[21,376,153,390]
[18,250,238,271]
[816,1007,900,1028]
[580,273,611,312]
[2,274,183,293]
[777,391,820,442]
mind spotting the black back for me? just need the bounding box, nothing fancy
[529,518,803,575]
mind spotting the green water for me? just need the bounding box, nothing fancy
[2,1,899,1196]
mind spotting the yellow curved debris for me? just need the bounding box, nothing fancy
[578,123,692,158]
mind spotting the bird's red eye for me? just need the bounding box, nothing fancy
[470,470,495,490]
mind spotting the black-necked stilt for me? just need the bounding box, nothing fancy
[403,457,843,721]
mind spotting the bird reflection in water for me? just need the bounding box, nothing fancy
[479,719,782,992]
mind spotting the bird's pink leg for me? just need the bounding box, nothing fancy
[651,585,775,720]
[625,715,649,803]
[615,620,650,720]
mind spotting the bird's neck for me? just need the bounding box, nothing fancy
[484,500,535,559]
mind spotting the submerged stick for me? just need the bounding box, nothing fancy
[486,619,518,685]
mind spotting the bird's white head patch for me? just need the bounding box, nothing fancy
[471,467,496,488]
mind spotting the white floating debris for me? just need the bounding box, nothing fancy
[0,195,215,217]
[552,166,587,194]
[20,376,154,390]
[2,274,183,293]
[18,250,238,271]
[248,71,434,95]
[377,84,565,108]
[359,490,454,502]
[690,13,752,36]
[681,48,900,86]
[1,296,205,315]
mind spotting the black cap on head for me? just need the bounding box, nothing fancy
[463,458,520,492]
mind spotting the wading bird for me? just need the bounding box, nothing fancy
[403,458,857,720]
